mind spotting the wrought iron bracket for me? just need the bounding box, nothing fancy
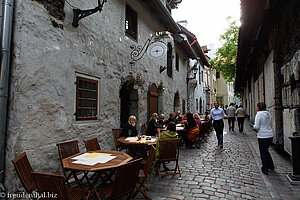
[72,0,107,27]
[160,66,166,73]
[129,32,168,66]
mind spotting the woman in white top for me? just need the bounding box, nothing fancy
[254,102,274,175]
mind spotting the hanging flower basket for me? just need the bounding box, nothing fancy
[126,73,146,90]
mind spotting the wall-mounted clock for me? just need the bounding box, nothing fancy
[147,42,167,59]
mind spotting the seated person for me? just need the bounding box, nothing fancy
[175,111,183,124]
[158,113,166,127]
[193,113,202,127]
[204,111,210,121]
[182,113,199,147]
[120,115,138,137]
[147,113,160,136]
[166,112,176,124]
[155,122,178,170]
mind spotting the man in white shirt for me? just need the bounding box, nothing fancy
[210,101,226,148]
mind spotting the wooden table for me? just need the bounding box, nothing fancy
[62,150,132,172]
[117,136,157,161]
[117,136,157,146]
[62,150,132,190]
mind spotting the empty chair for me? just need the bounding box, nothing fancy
[84,137,101,151]
[133,145,156,200]
[56,140,89,187]
[112,128,126,151]
[32,172,90,200]
[12,152,37,195]
[156,138,181,179]
[94,158,142,200]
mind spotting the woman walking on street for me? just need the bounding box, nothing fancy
[254,102,275,175]
[210,101,226,148]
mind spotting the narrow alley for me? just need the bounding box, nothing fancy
[135,120,300,200]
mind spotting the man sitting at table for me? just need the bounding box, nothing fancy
[166,112,176,124]
[120,115,138,137]
[155,122,178,171]
[175,111,183,124]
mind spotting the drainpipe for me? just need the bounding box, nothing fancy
[0,0,14,190]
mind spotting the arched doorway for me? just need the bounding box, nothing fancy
[120,81,139,128]
[174,91,180,113]
[148,83,158,120]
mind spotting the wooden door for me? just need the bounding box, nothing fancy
[148,83,158,120]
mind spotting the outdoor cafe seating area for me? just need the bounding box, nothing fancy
[12,117,212,200]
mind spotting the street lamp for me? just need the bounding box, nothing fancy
[186,61,199,111]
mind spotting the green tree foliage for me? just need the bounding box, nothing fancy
[211,17,239,83]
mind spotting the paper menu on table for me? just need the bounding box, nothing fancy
[125,137,138,141]
[71,153,116,165]
[85,153,111,158]
[72,153,90,160]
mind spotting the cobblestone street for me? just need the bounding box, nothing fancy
[136,120,300,200]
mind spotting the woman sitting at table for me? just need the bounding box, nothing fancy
[120,115,138,137]
[193,113,202,127]
[155,122,178,171]
[147,113,160,136]
[182,113,199,147]
[158,113,166,127]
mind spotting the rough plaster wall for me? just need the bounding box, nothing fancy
[5,0,189,192]
[282,50,300,154]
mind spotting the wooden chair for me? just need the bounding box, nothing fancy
[32,172,90,200]
[94,158,142,200]
[84,137,101,151]
[56,140,90,187]
[112,128,126,151]
[133,145,156,200]
[157,138,181,179]
[142,123,147,134]
[12,152,37,195]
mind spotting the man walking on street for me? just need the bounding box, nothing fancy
[227,103,236,131]
[210,101,226,148]
[236,105,246,132]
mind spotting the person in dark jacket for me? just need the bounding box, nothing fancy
[182,113,199,147]
[147,113,160,136]
[166,112,176,124]
[158,113,166,127]
[120,115,138,137]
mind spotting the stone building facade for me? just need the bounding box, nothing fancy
[236,0,300,153]
[1,0,208,192]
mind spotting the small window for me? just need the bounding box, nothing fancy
[76,76,98,121]
[196,99,199,111]
[201,71,204,83]
[216,71,220,79]
[175,52,179,71]
[167,43,173,78]
[125,5,137,41]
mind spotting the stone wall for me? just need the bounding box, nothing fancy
[281,50,300,154]
[5,0,189,192]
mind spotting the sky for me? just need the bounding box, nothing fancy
[172,0,241,51]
